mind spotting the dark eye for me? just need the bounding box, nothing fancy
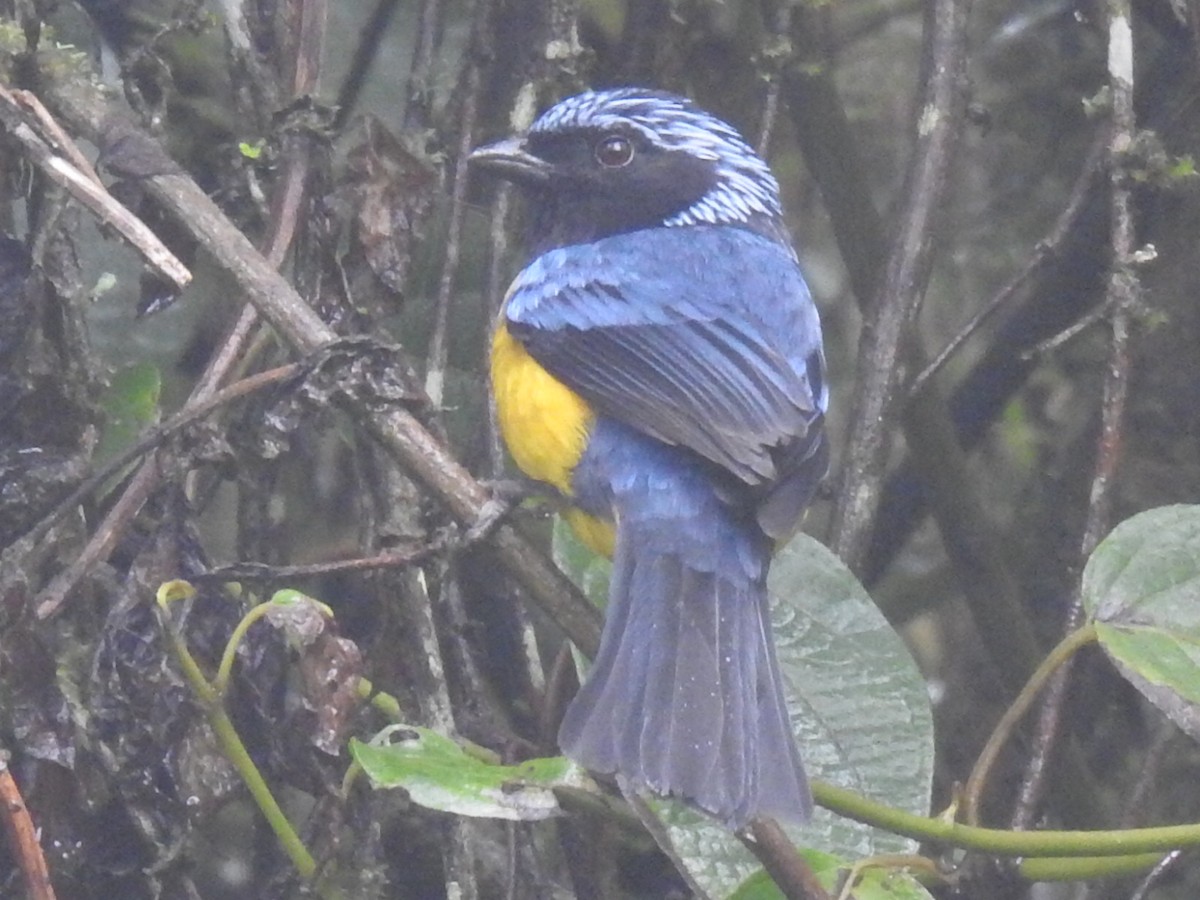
[594,134,634,168]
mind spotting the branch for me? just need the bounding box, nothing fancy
[22,0,328,617]
[745,820,830,900]
[19,32,603,657]
[908,133,1108,397]
[780,0,1107,826]
[826,0,971,568]
[0,758,56,900]
[0,86,190,289]
[1009,0,1142,831]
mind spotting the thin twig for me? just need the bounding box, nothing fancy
[425,63,481,407]
[28,365,295,621]
[9,88,103,182]
[333,0,403,130]
[20,364,297,563]
[755,1,793,156]
[485,184,514,478]
[25,0,330,618]
[402,0,443,130]
[826,0,971,569]
[745,819,831,900]
[1011,0,1141,831]
[287,0,328,108]
[32,461,160,618]
[1118,722,1177,829]
[1127,850,1184,900]
[1019,302,1110,360]
[194,533,455,582]
[909,132,1107,397]
[0,86,191,288]
[618,787,712,899]
[0,758,57,900]
[757,78,782,157]
[217,0,279,126]
[1077,722,1179,900]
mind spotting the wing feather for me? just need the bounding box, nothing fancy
[506,226,825,488]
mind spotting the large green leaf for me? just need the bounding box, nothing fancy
[1082,506,1200,739]
[1081,505,1200,627]
[554,521,935,897]
[350,726,588,821]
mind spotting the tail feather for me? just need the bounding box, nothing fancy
[640,563,730,803]
[558,526,811,828]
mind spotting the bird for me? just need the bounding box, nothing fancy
[469,87,828,829]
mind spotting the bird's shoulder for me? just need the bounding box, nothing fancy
[500,224,826,488]
[505,224,808,332]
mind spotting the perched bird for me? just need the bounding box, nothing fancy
[470,88,828,828]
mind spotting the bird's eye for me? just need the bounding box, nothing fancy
[594,134,634,168]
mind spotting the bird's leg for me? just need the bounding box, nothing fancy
[463,476,551,543]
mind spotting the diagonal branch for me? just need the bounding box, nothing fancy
[18,34,603,657]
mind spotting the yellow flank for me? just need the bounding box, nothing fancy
[491,322,592,494]
[565,507,616,559]
[492,321,613,557]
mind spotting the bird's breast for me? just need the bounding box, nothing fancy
[491,321,615,557]
[490,320,595,498]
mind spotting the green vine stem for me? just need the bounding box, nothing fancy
[155,581,321,884]
[814,778,1200,858]
[962,622,1099,825]
[213,599,279,697]
[215,589,336,700]
[1017,852,1166,882]
[355,676,403,720]
[833,853,946,899]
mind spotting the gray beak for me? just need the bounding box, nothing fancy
[467,136,552,184]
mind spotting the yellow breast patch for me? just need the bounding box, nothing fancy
[491,321,594,497]
[491,321,616,560]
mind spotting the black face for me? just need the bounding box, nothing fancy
[480,125,718,253]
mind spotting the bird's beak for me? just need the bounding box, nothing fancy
[468,137,552,184]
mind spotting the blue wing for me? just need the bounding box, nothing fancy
[505,225,826,517]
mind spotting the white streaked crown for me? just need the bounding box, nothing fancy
[530,88,783,229]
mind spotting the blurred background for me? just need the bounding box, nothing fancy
[2,0,1200,897]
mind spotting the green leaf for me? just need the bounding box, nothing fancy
[1168,153,1197,180]
[552,515,611,608]
[350,726,589,821]
[1080,505,1200,628]
[1093,624,1200,739]
[1083,506,1200,739]
[729,848,933,900]
[97,362,161,465]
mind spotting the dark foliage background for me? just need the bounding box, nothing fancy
[1,0,1200,897]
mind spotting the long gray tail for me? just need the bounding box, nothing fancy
[558,524,810,829]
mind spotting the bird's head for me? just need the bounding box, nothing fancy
[469,88,789,252]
